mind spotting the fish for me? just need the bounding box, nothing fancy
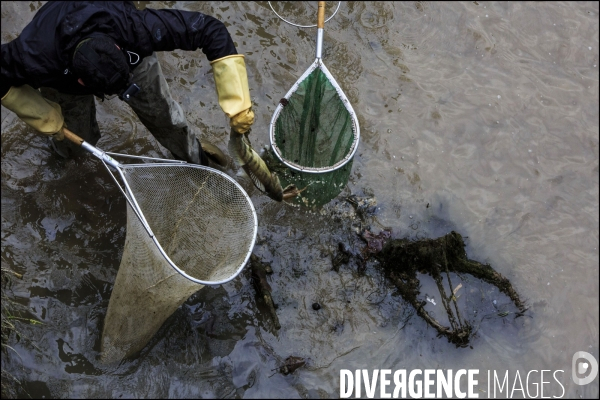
[228,128,283,201]
[282,184,307,202]
[200,140,228,167]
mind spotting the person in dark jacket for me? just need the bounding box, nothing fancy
[1,1,254,165]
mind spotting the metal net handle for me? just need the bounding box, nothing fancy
[268,1,341,28]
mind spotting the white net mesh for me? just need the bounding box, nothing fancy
[101,165,256,363]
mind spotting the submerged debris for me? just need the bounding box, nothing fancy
[374,231,527,346]
[276,356,306,375]
[345,194,377,221]
[360,229,391,257]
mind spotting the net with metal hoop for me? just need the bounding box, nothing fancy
[271,65,358,173]
[269,1,360,180]
[100,164,257,363]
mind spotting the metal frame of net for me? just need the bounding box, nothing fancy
[270,61,359,173]
[116,164,257,285]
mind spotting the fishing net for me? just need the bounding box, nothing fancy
[268,2,359,208]
[271,67,357,172]
[268,148,353,208]
[95,163,257,363]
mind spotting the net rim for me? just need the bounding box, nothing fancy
[269,59,360,173]
[117,163,258,286]
[268,1,341,28]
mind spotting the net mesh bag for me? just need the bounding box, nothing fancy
[101,165,256,363]
[276,154,353,208]
[272,68,356,171]
[269,65,358,208]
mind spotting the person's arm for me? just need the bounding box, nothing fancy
[1,85,66,140]
[134,9,237,61]
[1,42,26,99]
[1,43,66,139]
[1,82,10,100]
[134,8,254,134]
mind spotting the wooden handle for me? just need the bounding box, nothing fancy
[317,1,325,29]
[63,128,85,146]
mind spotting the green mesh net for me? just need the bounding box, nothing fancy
[273,67,357,171]
[264,147,353,208]
[269,64,358,208]
[282,160,353,208]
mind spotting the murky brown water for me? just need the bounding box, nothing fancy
[2,1,598,398]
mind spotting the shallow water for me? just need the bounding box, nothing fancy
[1,1,598,398]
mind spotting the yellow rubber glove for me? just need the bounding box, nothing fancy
[231,109,254,135]
[1,85,65,140]
[210,55,254,134]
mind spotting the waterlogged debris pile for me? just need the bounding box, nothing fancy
[275,356,306,375]
[372,231,527,346]
[252,189,527,347]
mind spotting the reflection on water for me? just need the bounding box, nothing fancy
[1,1,598,398]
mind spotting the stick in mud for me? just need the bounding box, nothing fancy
[250,254,281,330]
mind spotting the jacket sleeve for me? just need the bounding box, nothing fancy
[1,42,27,98]
[131,8,238,62]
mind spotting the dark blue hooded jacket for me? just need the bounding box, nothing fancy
[1,1,237,97]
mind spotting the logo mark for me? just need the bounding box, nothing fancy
[572,351,598,385]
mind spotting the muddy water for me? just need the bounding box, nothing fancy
[2,1,598,398]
